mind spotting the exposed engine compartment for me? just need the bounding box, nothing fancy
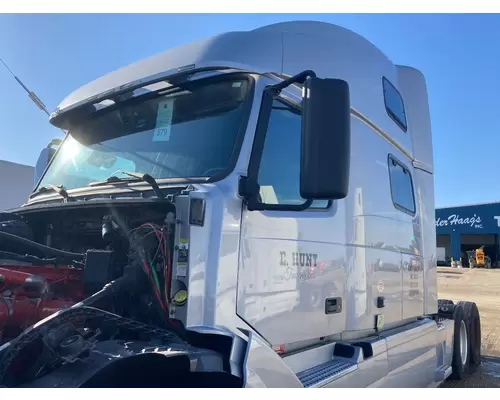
[0,203,178,342]
[0,202,241,387]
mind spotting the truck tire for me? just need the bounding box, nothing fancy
[449,304,471,380]
[457,301,481,369]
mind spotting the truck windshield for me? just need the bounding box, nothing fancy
[37,77,251,191]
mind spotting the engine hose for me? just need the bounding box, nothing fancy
[75,279,125,308]
[0,231,84,261]
[0,251,60,265]
[0,251,83,268]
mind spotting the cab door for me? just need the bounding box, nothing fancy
[236,96,346,347]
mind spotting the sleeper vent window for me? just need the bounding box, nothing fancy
[388,155,415,215]
[383,77,407,132]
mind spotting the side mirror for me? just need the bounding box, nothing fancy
[300,77,351,200]
[34,139,62,187]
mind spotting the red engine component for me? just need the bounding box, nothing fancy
[0,264,84,342]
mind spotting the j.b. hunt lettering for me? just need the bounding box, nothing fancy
[435,214,482,228]
[279,251,318,267]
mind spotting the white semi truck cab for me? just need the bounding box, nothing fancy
[0,21,481,388]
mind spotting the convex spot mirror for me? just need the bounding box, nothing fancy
[300,77,351,200]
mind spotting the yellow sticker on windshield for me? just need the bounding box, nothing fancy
[153,98,175,142]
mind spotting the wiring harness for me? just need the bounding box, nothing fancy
[129,221,173,317]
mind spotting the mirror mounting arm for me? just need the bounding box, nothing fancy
[238,176,314,212]
[266,70,317,96]
[238,176,264,211]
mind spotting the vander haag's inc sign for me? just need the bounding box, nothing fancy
[435,214,483,229]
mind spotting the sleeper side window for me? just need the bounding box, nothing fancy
[383,77,407,132]
[256,99,329,209]
[388,155,415,215]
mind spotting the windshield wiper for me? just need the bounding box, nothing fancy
[89,170,165,200]
[30,184,73,202]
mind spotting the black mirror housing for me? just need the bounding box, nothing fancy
[34,147,56,187]
[34,139,63,187]
[300,77,351,200]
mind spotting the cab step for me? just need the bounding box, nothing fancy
[297,359,357,388]
[435,365,452,382]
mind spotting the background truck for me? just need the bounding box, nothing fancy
[0,20,482,388]
[0,160,34,211]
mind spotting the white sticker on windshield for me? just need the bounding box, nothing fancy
[153,99,175,142]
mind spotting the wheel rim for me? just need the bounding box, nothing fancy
[460,320,468,366]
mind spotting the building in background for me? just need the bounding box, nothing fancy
[436,202,500,267]
[0,159,34,211]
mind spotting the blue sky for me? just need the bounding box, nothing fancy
[0,13,499,207]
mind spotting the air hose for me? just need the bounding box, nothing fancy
[0,231,84,261]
